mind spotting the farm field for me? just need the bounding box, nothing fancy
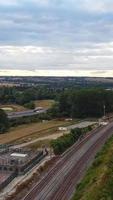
[34,100,55,109]
[0,120,75,144]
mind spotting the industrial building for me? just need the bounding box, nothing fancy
[0,145,47,190]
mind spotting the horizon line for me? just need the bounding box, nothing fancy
[0,69,113,78]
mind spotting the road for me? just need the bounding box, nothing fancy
[21,122,113,200]
[7,109,46,119]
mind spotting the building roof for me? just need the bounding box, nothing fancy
[11,153,27,158]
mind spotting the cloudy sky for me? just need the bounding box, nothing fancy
[0,0,113,76]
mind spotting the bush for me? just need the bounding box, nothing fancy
[51,127,89,155]
[9,112,52,127]
[0,109,9,133]
[24,101,35,109]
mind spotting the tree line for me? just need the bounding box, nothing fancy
[0,109,9,133]
[51,126,92,155]
[0,86,58,106]
[49,88,113,118]
[1,88,113,134]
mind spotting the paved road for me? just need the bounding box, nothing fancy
[66,121,97,130]
[7,109,46,119]
[22,122,113,200]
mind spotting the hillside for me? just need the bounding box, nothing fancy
[72,135,113,200]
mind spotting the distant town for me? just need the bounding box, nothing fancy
[0,76,113,88]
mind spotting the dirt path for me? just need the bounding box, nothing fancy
[12,132,68,149]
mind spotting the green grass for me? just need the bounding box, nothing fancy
[72,135,113,200]
[28,139,51,149]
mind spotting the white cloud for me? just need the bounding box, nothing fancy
[31,0,49,6]
[0,0,18,6]
[78,0,113,13]
[0,0,113,76]
[0,42,113,73]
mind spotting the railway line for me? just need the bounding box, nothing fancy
[22,122,113,200]
[50,125,111,200]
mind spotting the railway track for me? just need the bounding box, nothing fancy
[22,122,113,200]
[50,125,112,200]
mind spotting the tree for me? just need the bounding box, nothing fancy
[24,101,35,109]
[51,88,113,118]
[0,109,9,133]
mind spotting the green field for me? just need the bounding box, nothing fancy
[0,104,27,112]
[72,135,113,200]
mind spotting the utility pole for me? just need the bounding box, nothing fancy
[103,104,106,118]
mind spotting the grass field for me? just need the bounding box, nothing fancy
[34,100,55,109]
[72,135,113,200]
[0,120,74,144]
[28,139,51,149]
[0,104,27,112]
[0,100,55,113]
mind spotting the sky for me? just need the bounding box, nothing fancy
[0,0,113,77]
